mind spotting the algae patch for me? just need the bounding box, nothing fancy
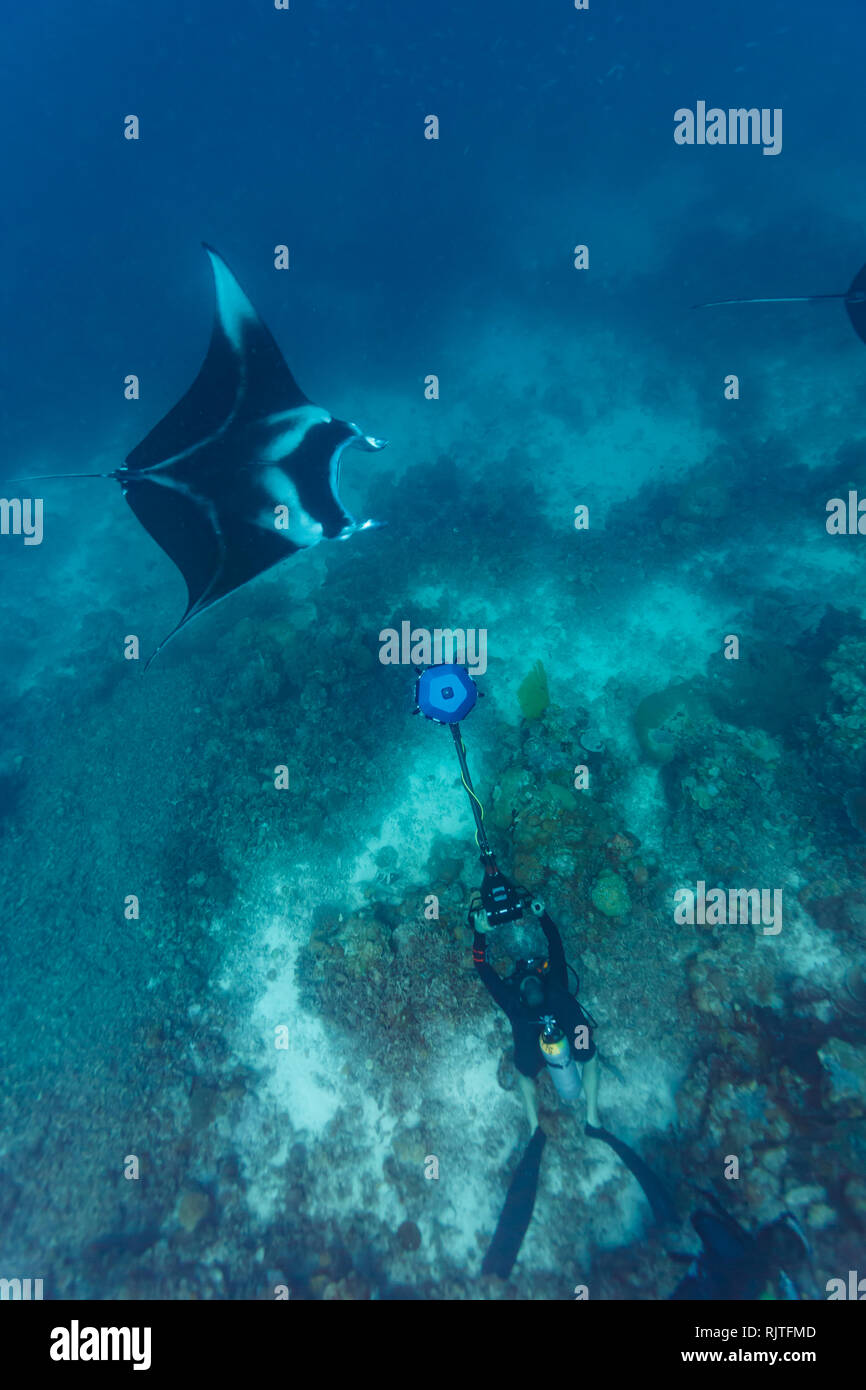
[517,660,549,720]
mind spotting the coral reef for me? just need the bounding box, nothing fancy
[591,869,631,919]
[634,683,711,765]
[3,380,866,1304]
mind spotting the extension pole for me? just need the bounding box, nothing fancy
[450,723,495,864]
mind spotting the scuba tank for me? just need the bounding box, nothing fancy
[539,1015,583,1103]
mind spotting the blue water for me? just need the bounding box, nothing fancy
[1,0,864,1301]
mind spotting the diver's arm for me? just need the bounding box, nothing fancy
[468,892,513,1009]
[532,899,567,985]
[472,931,514,1012]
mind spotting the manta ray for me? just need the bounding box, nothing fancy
[27,245,386,667]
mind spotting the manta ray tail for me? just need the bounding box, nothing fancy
[694,265,866,346]
[4,470,119,483]
[142,620,197,674]
[693,294,846,309]
[143,640,173,675]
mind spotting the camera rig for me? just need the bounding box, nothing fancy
[414,663,528,928]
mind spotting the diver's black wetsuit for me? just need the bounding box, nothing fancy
[472,910,596,1077]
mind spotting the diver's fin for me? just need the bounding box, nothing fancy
[585,1125,676,1225]
[481,1126,547,1279]
[691,1207,753,1262]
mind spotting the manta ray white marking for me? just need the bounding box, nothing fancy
[258,468,324,546]
[261,406,332,462]
[207,250,258,349]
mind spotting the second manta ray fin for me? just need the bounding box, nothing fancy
[694,257,866,347]
[119,244,387,666]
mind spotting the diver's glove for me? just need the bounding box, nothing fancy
[530,896,546,917]
[468,890,494,933]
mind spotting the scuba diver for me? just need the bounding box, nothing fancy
[413,662,674,1278]
[470,885,674,1278]
[470,892,602,1133]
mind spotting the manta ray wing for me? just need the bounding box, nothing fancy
[121,246,386,664]
[126,244,309,472]
[123,468,305,668]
